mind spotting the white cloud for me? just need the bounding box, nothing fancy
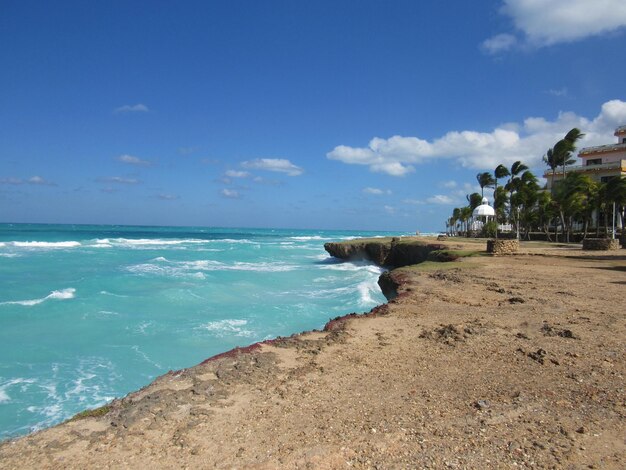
[158,193,178,200]
[117,154,152,166]
[241,158,303,176]
[0,176,56,186]
[481,33,517,54]
[28,176,56,186]
[484,0,626,51]
[221,188,240,199]
[426,195,456,205]
[327,99,626,174]
[225,170,251,178]
[547,87,568,97]
[442,180,457,188]
[114,104,149,113]
[99,176,139,184]
[384,205,396,215]
[363,187,391,195]
[0,178,24,185]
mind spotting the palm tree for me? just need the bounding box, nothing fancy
[543,148,558,193]
[552,173,596,242]
[492,164,511,239]
[460,206,473,236]
[466,192,483,210]
[553,128,584,177]
[476,172,495,198]
[605,176,626,233]
[493,164,510,214]
[509,161,528,181]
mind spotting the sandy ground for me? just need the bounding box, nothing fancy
[0,240,624,469]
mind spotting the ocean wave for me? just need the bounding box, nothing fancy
[131,345,162,369]
[126,259,298,277]
[0,288,76,307]
[19,359,118,435]
[319,262,383,274]
[0,378,36,404]
[99,291,128,298]
[357,278,380,307]
[10,241,81,248]
[200,319,254,337]
[289,236,332,241]
[125,263,207,279]
[104,238,208,247]
[209,238,254,244]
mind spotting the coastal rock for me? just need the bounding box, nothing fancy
[324,238,446,268]
[377,271,401,300]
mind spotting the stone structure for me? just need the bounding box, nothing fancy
[582,238,620,250]
[487,239,519,255]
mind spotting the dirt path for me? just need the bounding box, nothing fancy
[1,243,624,469]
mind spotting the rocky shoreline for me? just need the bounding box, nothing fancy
[0,237,624,469]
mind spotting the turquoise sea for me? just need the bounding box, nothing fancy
[0,224,408,439]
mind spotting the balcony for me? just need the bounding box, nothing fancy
[544,160,626,177]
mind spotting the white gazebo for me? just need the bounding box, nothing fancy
[470,197,495,231]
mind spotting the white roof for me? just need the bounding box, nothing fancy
[473,197,495,217]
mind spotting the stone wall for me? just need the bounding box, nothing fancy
[487,239,519,255]
[582,238,620,251]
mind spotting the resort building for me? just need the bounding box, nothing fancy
[544,125,626,190]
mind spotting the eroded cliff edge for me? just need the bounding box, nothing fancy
[1,240,624,469]
[324,237,472,299]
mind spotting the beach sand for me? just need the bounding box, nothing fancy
[0,239,624,469]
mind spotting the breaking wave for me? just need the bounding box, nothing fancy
[0,288,76,307]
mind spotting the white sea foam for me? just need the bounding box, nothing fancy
[289,236,332,241]
[126,259,297,277]
[0,242,5,247]
[230,261,296,272]
[0,378,36,404]
[0,288,76,307]
[0,253,20,258]
[200,319,254,337]
[319,262,383,274]
[97,310,120,316]
[11,241,81,248]
[357,279,379,307]
[131,345,162,369]
[107,238,208,247]
[99,291,128,298]
[210,238,254,244]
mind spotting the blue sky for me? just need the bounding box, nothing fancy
[1,0,626,231]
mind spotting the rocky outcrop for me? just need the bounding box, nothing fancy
[324,238,447,268]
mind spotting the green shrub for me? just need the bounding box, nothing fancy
[481,221,498,238]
